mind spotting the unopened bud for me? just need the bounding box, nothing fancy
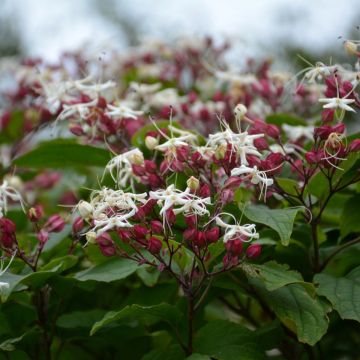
[187,176,200,191]
[344,40,359,55]
[246,243,262,259]
[37,230,49,244]
[44,214,65,233]
[27,205,44,222]
[78,201,93,219]
[4,175,23,192]
[145,136,159,150]
[86,231,97,244]
[129,152,144,165]
[215,144,227,160]
[147,237,162,254]
[234,104,247,121]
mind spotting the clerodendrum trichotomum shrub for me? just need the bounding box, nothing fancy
[0,37,360,359]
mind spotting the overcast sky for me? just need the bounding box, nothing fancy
[2,0,359,62]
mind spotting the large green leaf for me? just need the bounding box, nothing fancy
[193,320,265,360]
[0,257,77,302]
[315,270,360,322]
[241,261,304,291]
[57,309,107,329]
[13,139,110,168]
[91,303,182,335]
[252,281,328,345]
[266,113,307,126]
[75,257,138,282]
[340,194,360,237]
[141,344,185,360]
[244,205,303,246]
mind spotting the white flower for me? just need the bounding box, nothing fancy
[0,180,25,218]
[104,148,144,188]
[154,125,198,164]
[105,103,143,120]
[318,97,356,112]
[58,99,98,121]
[85,188,147,235]
[148,88,181,108]
[231,165,274,200]
[0,281,10,299]
[0,250,16,276]
[304,63,337,83]
[206,121,263,165]
[215,213,259,243]
[282,124,314,142]
[74,78,117,96]
[149,184,211,221]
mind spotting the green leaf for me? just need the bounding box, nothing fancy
[241,261,304,291]
[275,178,302,198]
[186,354,211,360]
[75,257,138,282]
[137,265,160,287]
[141,344,184,360]
[315,271,360,322]
[252,282,328,345]
[194,320,265,360]
[266,113,307,126]
[0,110,25,144]
[0,333,26,351]
[40,255,78,272]
[91,303,182,335]
[0,262,71,302]
[13,139,110,168]
[244,205,303,246]
[57,309,107,329]
[340,194,360,237]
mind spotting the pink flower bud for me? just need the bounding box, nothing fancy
[333,123,345,134]
[225,239,243,255]
[349,139,360,152]
[184,228,197,242]
[117,229,132,243]
[133,225,148,239]
[221,189,234,204]
[69,124,85,136]
[176,146,189,162]
[184,214,197,228]
[199,184,211,198]
[0,218,16,248]
[72,216,84,233]
[193,231,206,248]
[148,174,162,188]
[35,172,61,189]
[224,177,242,189]
[246,243,262,259]
[305,151,318,164]
[254,137,268,150]
[96,232,113,247]
[322,109,334,123]
[37,229,49,244]
[44,214,65,233]
[147,237,162,254]
[132,164,146,176]
[205,227,220,243]
[100,246,116,257]
[165,209,176,225]
[151,220,163,234]
[266,124,280,139]
[314,126,332,140]
[27,205,44,222]
[144,160,157,173]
